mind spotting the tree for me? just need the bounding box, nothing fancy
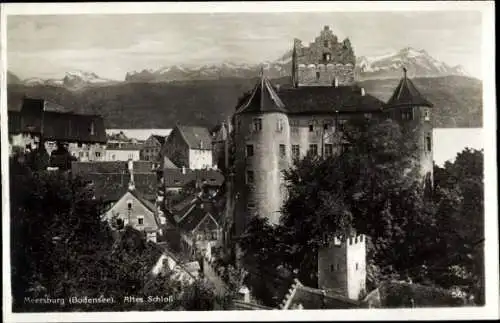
[10,156,218,311]
[432,148,484,304]
[239,117,437,290]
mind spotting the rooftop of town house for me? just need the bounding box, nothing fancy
[8,98,107,144]
[163,168,224,188]
[280,279,361,310]
[174,125,213,150]
[72,161,157,202]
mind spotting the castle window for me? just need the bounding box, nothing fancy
[323,123,329,130]
[426,135,432,152]
[330,264,334,272]
[246,144,254,157]
[323,53,331,61]
[401,108,414,120]
[292,145,300,160]
[246,170,254,184]
[356,263,359,271]
[138,216,144,225]
[316,71,320,81]
[247,202,256,209]
[324,144,333,157]
[277,119,284,132]
[253,118,263,132]
[95,151,101,158]
[424,109,431,121]
[309,144,318,156]
[309,124,314,132]
[279,144,286,158]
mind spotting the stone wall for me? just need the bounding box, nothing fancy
[233,112,291,233]
[294,26,356,86]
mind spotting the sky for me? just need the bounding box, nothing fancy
[7,11,482,81]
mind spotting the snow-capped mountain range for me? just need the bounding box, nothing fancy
[356,47,468,80]
[11,70,119,89]
[9,47,470,88]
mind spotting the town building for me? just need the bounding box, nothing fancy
[162,125,213,170]
[7,97,107,161]
[71,160,158,207]
[105,142,142,161]
[141,134,167,164]
[230,25,433,237]
[73,160,161,242]
[211,122,230,171]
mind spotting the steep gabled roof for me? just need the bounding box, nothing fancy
[152,135,167,145]
[163,156,178,169]
[176,125,212,150]
[235,75,287,114]
[385,68,433,108]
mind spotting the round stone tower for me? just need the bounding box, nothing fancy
[385,67,434,189]
[232,74,291,237]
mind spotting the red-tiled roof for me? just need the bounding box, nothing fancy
[235,76,287,114]
[385,72,433,108]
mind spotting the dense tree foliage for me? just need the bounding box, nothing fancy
[10,157,218,312]
[239,117,484,306]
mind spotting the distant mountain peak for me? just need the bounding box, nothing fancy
[356,47,469,80]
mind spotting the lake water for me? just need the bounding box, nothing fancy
[433,128,483,166]
[107,127,483,167]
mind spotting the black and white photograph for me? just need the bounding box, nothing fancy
[1,1,498,322]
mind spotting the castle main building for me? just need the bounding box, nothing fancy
[231,26,434,237]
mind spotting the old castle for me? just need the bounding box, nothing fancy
[227,26,434,300]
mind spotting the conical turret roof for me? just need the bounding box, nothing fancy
[235,71,287,114]
[386,68,433,108]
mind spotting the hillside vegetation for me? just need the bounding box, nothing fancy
[7,75,482,129]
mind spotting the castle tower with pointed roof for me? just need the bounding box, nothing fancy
[232,71,292,234]
[385,67,434,188]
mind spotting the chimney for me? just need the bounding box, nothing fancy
[361,87,365,96]
[334,77,339,88]
[128,159,135,191]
